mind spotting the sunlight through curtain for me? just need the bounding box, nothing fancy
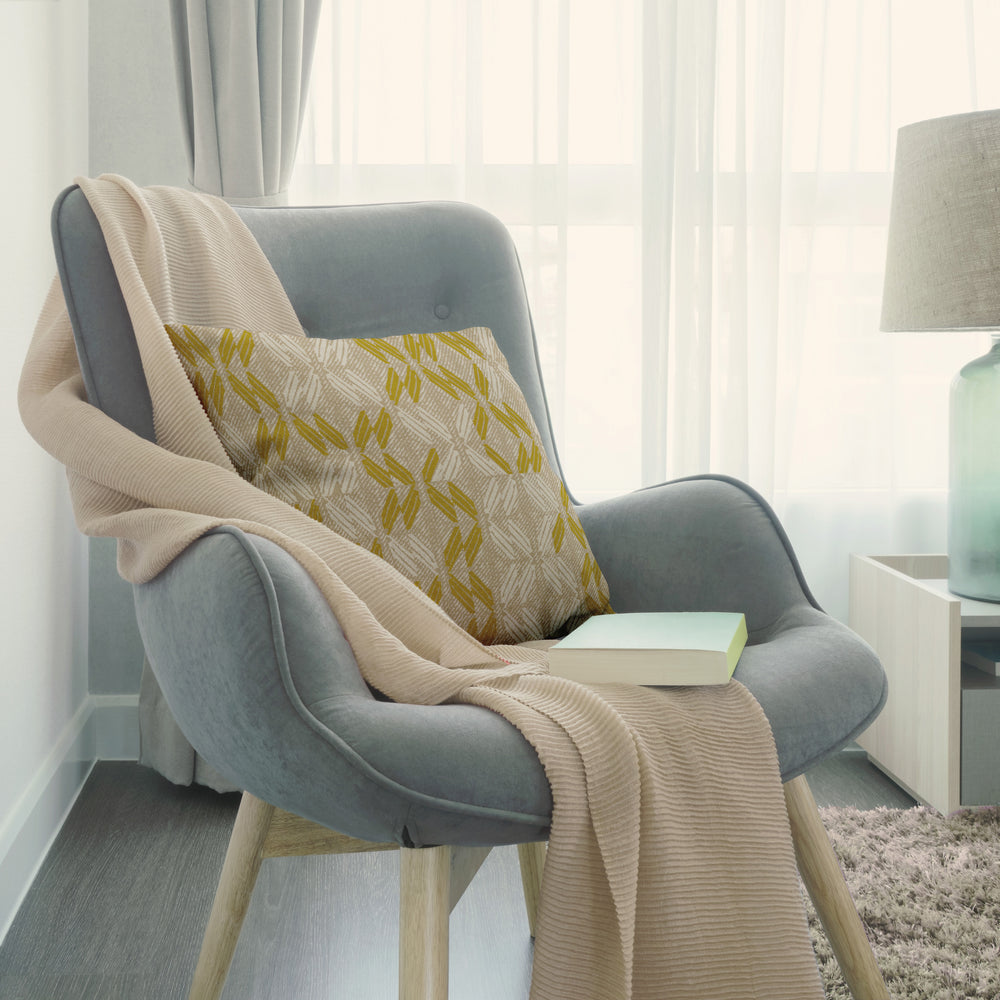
[291,0,1000,618]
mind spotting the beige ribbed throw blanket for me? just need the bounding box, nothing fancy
[19,176,823,999]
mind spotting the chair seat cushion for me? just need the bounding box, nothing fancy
[167,322,611,644]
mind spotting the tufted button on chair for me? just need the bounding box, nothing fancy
[50,185,888,1000]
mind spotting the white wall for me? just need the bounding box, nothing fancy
[0,0,91,939]
[0,2,193,938]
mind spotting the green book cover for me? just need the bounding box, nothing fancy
[548,612,747,686]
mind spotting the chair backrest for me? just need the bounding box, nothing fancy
[50,186,566,482]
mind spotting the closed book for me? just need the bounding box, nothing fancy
[961,640,1000,677]
[548,612,747,686]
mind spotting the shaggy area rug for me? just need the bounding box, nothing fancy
[808,805,1000,999]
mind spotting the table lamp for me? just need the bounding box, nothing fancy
[881,109,1000,603]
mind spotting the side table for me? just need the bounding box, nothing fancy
[849,554,1000,814]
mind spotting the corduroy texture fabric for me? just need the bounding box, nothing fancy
[18,175,824,999]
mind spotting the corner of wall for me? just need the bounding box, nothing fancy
[0,0,94,944]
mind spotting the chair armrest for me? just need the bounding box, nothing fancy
[134,526,551,846]
[578,476,888,779]
[577,475,820,634]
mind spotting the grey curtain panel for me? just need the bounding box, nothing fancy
[170,0,323,204]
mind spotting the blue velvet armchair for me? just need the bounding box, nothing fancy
[51,185,888,999]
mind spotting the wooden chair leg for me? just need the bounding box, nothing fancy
[189,793,275,1000]
[516,841,546,938]
[399,845,452,1000]
[784,774,889,1000]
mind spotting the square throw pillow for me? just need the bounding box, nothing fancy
[166,323,612,644]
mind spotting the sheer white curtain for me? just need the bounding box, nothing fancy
[291,0,1000,618]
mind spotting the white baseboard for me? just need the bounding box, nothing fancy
[0,693,139,944]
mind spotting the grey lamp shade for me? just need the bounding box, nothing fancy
[881,109,1000,332]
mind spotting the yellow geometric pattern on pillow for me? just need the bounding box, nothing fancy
[167,322,612,644]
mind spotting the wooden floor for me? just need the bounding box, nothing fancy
[0,751,915,1000]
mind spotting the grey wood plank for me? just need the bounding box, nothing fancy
[219,847,533,999]
[805,746,918,810]
[0,763,233,996]
[0,973,160,1000]
[0,763,535,999]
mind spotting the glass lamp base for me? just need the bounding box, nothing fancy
[949,492,1000,601]
[949,337,1000,603]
